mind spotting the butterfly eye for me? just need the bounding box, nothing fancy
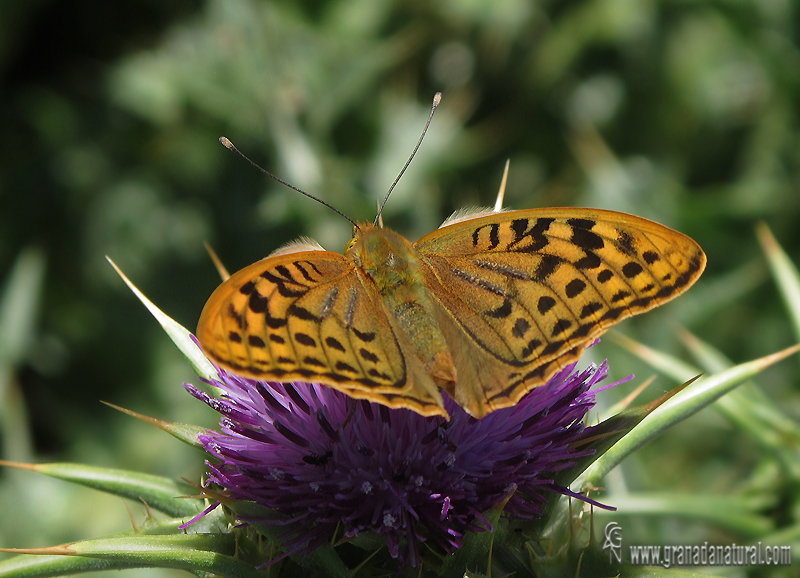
[344,237,358,254]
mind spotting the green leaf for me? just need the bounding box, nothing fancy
[578,343,800,489]
[677,328,800,479]
[0,461,202,518]
[0,553,152,578]
[0,247,45,463]
[617,330,800,479]
[0,247,45,370]
[757,222,800,357]
[0,534,261,578]
[107,257,217,382]
[602,493,773,536]
[101,401,206,450]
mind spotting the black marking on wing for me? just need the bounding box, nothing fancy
[616,231,637,256]
[325,336,346,352]
[534,255,563,282]
[565,279,586,298]
[474,260,531,280]
[574,251,601,269]
[288,304,321,323]
[472,222,501,249]
[487,298,513,319]
[538,296,556,314]
[507,218,553,253]
[228,303,247,330]
[512,318,530,338]
[642,251,659,264]
[248,335,266,348]
[569,224,604,252]
[622,262,644,278]
[353,328,376,342]
[295,333,317,347]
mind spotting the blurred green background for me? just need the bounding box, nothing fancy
[1,0,799,576]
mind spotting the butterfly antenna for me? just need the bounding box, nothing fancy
[219,137,359,230]
[374,92,442,226]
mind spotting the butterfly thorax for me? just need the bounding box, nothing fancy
[346,224,457,390]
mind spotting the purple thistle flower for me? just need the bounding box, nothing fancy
[185,360,616,568]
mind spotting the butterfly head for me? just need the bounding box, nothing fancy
[344,222,418,280]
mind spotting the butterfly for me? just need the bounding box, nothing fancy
[196,206,705,419]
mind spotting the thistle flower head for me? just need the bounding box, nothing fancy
[186,360,613,567]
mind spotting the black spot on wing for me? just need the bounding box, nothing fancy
[248,335,266,348]
[597,269,613,283]
[541,340,566,356]
[336,361,358,373]
[616,231,637,256]
[570,227,604,252]
[512,318,530,338]
[551,319,572,337]
[486,298,513,319]
[227,304,247,330]
[302,356,326,368]
[642,251,660,264]
[368,368,392,380]
[228,332,242,343]
[622,262,644,278]
[538,296,556,314]
[295,333,317,347]
[359,348,380,363]
[580,302,604,319]
[565,279,586,298]
[567,218,596,230]
[611,290,631,303]
[574,252,601,269]
[521,338,542,358]
[534,254,562,282]
[288,304,322,323]
[249,291,268,313]
[325,336,346,352]
[353,328,376,342]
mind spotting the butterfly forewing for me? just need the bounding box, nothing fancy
[416,208,706,409]
[197,251,408,385]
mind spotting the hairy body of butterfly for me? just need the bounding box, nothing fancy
[197,208,706,419]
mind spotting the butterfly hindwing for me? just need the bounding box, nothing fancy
[416,208,706,411]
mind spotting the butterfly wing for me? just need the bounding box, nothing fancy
[196,251,447,417]
[416,208,706,416]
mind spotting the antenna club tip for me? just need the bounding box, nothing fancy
[433,92,442,106]
[219,136,235,150]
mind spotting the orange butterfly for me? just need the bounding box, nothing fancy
[197,206,705,419]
